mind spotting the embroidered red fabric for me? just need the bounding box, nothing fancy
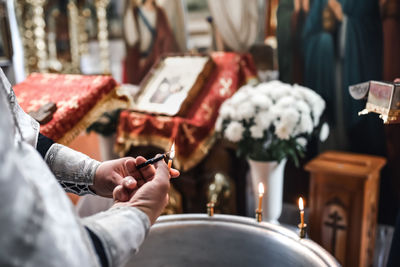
[13,73,118,142]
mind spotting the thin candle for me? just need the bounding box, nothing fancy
[299,197,305,227]
[168,142,175,172]
[258,183,264,211]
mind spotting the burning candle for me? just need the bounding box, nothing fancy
[299,197,305,227]
[258,183,264,211]
[168,142,175,172]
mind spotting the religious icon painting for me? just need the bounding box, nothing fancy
[0,2,13,63]
[134,54,215,116]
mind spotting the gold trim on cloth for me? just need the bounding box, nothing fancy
[59,88,128,145]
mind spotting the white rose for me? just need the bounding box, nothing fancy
[250,124,264,139]
[224,121,245,142]
[281,108,300,132]
[250,94,273,109]
[230,90,249,106]
[296,137,308,148]
[268,83,292,101]
[312,98,325,126]
[236,101,256,120]
[255,110,274,130]
[257,80,283,95]
[268,105,282,122]
[275,121,291,140]
[219,102,236,119]
[319,122,330,142]
[276,96,296,109]
[295,100,311,114]
[299,113,314,134]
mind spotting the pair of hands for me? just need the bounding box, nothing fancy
[91,156,180,224]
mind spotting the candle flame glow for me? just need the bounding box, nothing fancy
[258,183,264,195]
[169,143,175,159]
[299,197,304,211]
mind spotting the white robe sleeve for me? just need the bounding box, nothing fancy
[82,207,151,267]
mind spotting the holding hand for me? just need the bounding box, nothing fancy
[112,157,178,224]
[90,156,156,198]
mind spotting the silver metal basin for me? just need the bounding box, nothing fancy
[128,214,340,267]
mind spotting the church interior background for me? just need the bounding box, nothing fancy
[1,0,400,266]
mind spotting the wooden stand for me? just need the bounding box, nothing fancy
[305,151,386,267]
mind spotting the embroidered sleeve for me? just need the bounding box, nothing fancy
[82,207,150,267]
[45,143,100,196]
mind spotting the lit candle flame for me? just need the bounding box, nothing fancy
[299,197,304,211]
[169,143,175,159]
[168,142,175,171]
[258,183,264,196]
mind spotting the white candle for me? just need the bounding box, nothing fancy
[299,197,305,227]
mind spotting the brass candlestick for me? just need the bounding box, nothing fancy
[207,202,215,217]
[298,223,307,239]
[255,209,262,223]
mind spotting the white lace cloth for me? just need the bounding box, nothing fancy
[0,68,150,267]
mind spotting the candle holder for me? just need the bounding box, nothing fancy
[207,202,215,217]
[255,209,263,223]
[298,223,307,239]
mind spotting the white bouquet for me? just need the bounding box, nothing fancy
[215,81,328,165]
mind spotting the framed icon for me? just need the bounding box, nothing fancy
[134,54,215,116]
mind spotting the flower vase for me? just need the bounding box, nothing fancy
[248,158,287,223]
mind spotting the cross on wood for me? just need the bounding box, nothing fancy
[324,210,347,255]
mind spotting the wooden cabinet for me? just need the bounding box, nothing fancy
[305,151,386,267]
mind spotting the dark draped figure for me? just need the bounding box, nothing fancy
[277,0,294,84]
[302,0,397,224]
[302,0,384,155]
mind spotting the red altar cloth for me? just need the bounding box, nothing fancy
[13,73,126,144]
[116,52,257,171]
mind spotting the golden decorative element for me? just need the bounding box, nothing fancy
[95,0,111,74]
[16,0,111,74]
[78,7,90,55]
[67,1,80,73]
[207,173,231,204]
[16,0,48,73]
[298,223,307,239]
[207,202,215,216]
[58,87,128,145]
[255,210,262,223]
[365,102,400,124]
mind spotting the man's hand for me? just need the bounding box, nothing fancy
[112,158,176,224]
[90,156,156,198]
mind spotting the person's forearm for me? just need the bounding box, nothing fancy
[44,143,100,195]
[82,207,150,267]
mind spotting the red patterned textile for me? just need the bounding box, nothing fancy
[13,73,122,144]
[116,52,257,171]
